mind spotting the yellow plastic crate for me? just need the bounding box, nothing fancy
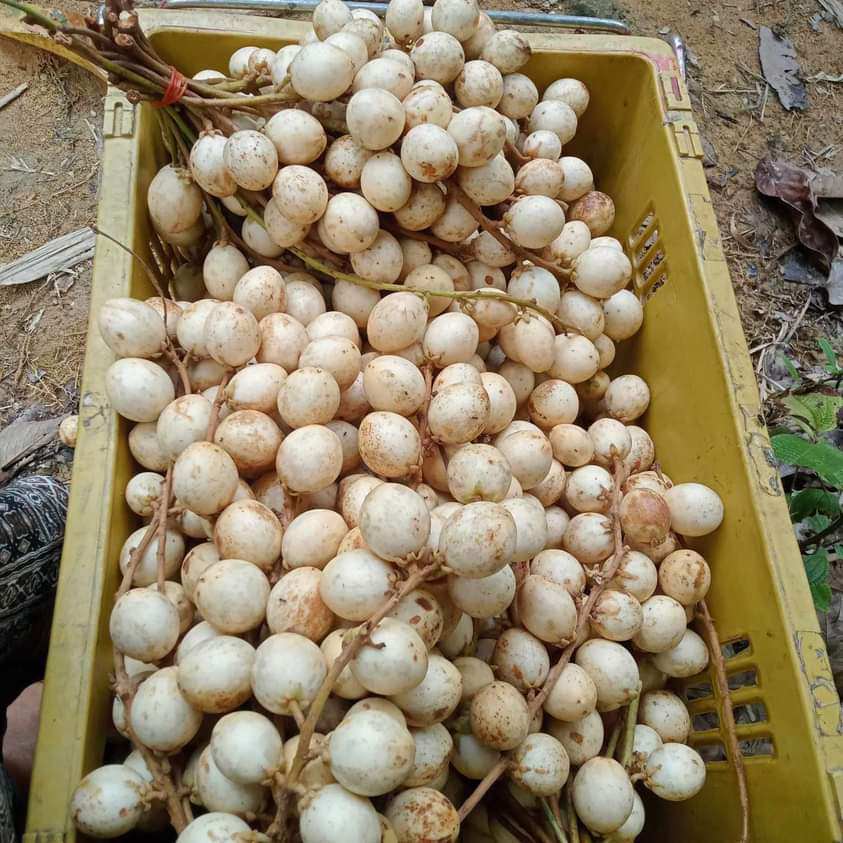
[20,11,843,843]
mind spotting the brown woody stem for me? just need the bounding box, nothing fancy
[447,181,570,287]
[698,599,750,843]
[288,559,442,784]
[459,455,630,821]
[617,692,640,770]
[155,468,173,592]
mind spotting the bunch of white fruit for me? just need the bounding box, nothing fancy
[70,0,724,841]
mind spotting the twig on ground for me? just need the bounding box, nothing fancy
[0,81,29,110]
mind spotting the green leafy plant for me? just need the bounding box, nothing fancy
[770,340,842,613]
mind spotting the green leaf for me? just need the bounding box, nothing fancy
[835,544,843,560]
[781,393,843,433]
[805,548,830,584]
[805,513,832,533]
[781,354,801,382]
[819,338,842,375]
[811,580,832,613]
[771,433,843,487]
[789,488,840,520]
[800,393,843,433]
[805,549,832,613]
[781,395,818,431]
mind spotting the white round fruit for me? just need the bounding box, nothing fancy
[644,743,706,801]
[447,106,507,167]
[320,550,395,621]
[572,757,634,835]
[575,638,641,712]
[351,618,428,695]
[277,424,343,493]
[481,29,531,74]
[330,709,416,796]
[510,733,570,797]
[71,765,147,838]
[291,42,354,101]
[177,635,255,714]
[411,31,465,85]
[358,411,422,478]
[300,784,380,843]
[195,558,270,634]
[360,483,430,562]
[130,667,203,752]
[346,88,406,151]
[400,124,460,182]
[252,632,327,715]
[105,359,174,423]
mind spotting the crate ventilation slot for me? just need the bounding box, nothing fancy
[696,735,775,763]
[728,669,759,691]
[722,636,752,660]
[734,701,768,724]
[685,680,714,701]
[693,710,720,732]
[627,206,668,300]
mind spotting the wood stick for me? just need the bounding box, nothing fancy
[541,797,570,843]
[0,81,28,110]
[565,783,580,843]
[605,714,623,758]
[286,246,564,328]
[412,363,434,486]
[163,344,191,395]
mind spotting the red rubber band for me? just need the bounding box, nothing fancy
[154,66,188,108]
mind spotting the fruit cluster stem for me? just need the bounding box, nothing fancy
[287,559,443,784]
[458,455,630,821]
[698,599,750,843]
[112,466,186,832]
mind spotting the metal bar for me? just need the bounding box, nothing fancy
[159,0,631,34]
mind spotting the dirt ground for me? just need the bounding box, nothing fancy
[0,25,100,429]
[616,0,843,397]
